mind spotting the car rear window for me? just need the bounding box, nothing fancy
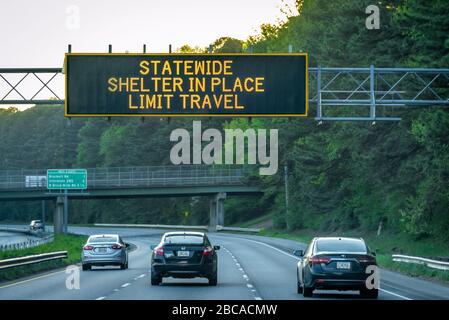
[164,235,204,245]
[89,236,117,243]
[316,239,367,253]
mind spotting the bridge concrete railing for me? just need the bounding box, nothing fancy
[0,165,254,191]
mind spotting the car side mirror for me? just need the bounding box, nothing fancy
[214,245,220,251]
[150,244,157,250]
[371,251,376,256]
[125,243,130,248]
[293,249,304,257]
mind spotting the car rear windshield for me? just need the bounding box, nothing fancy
[316,239,367,253]
[164,235,204,245]
[89,237,117,243]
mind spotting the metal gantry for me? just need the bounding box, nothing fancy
[309,66,449,121]
[0,68,64,105]
[1,64,448,121]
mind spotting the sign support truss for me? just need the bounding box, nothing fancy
[1,62,448,121]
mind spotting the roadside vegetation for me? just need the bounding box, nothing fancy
[0,234,86,282]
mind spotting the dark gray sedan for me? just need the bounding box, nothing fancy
[81,234,129,271]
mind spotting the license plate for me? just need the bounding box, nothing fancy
[177,251,190,257]
[98,248,107,253]
[336,261,351,269]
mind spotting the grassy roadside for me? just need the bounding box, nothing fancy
[259,228,449,283]
[0,234,87,282]
[230,213,274,228]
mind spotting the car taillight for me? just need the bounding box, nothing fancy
[309,256,330,265]
[154,246,164,256]
[83,245,94,250]
[203,246,213,256]
[358,256,376,264]
[111,244,122,250]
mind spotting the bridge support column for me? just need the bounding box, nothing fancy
[54,196,65,234]
[209,192,226,232]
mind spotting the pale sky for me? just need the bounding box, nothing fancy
[0,0,296,68]
[0,0,296,109]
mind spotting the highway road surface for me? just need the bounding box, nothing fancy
[0,231,33,246]
[0,226,448,300]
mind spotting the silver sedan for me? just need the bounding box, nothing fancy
[81,234,129,271]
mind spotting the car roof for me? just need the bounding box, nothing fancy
[88,234,119,239]
[313,237,365,243]
[163,231,205,237]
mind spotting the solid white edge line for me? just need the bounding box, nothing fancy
[96,296,106,300]
[379,288,413,300]
[237,237,414,301]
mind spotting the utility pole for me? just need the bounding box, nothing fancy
[284,164,289,230]
[41,200,46,232]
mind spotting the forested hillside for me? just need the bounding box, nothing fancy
[1,0,448,241]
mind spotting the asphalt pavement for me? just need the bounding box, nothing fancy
[0,226,448,300]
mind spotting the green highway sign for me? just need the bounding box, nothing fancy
[47,169,87,190]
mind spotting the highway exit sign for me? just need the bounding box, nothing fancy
[47,169,87,190]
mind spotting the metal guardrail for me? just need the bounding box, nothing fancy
[94,223,209,231]
[392,254,449,271]
[216,225,261,233]
[0,251,67,270]
[0,165,252,191]
[0,226,30,234]
[94,223,261,233]
[0,235,54,252]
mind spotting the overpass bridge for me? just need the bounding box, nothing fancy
[0,165,262,233]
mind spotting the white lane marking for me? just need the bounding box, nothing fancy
[0,270,66,289]
[236,237,417,301]
[242,238,299,259]
[380,288,413,300]
[224,246,264,300]
[121,283,131,288]
[113,289,119,292]
[96,296,106,300]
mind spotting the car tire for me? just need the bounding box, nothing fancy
[297,282,303,294]
[303,286,313,297]
[208,271,218,286]
[125,262,129,269]
[120,263,126,270]
[151,274,162,286]
[82,264,90,271]
[360,288,378,299]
